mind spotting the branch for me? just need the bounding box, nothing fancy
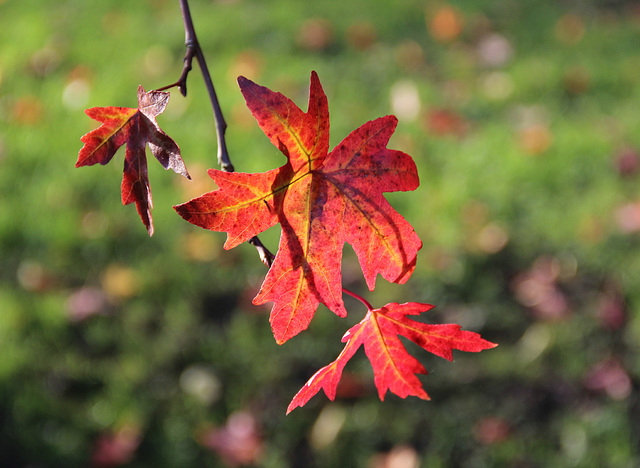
[165,0,276,267]
[249,237,275,268]
[177,0,232,171]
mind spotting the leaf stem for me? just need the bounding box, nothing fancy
[155,45,194,97]
[342,288,373,311]
[167,0,275,268]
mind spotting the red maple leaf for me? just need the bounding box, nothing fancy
[77,85,190,235]
[175,72,422,344]
[287,300,497,413]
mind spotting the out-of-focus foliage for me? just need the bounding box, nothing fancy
[1,0,640,466]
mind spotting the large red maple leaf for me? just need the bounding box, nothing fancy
[77,85,190,235]
[287,301,497,413]
[175,72,422,344]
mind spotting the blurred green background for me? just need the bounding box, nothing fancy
[2,0,640,466]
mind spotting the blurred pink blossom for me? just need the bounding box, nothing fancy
[615,201,640,233]
[614,146,640,177]
[584,358,631,401]
[596,289,626,330]
[368,444,419,468]
[477,33,513,67]
[473,416,511,445]
[90,425,141,468]
[67,286,109,322]
[199,411,264,466]
[512,256,570,320]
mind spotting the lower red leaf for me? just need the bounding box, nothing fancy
[287,301,497,413]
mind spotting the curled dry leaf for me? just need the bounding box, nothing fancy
[77,85,190,235]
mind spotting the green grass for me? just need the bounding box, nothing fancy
[1,0,640,466]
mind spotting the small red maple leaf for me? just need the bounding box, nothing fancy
[287,300,497,413]
[77,85,190,235]
[175,72,422,344]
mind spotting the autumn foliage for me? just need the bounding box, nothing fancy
[76,86,190,235]
[175,72,422,344]
[287,300,495,414]
[77,65,495,410]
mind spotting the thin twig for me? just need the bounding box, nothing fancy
[249,237,275,268]
[156,45,194,96]
[177,0,233,171]
[171,0,275,267]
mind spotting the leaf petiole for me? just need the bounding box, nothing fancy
[342,288,373,311]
